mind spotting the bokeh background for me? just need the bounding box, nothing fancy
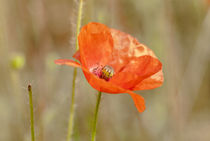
[0,0,210,141]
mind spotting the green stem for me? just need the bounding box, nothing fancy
[66,0,83,141]
[91,91,102,141]
[66,68,77,141]
[28,85,35,141]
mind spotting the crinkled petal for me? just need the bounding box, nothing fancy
[109,29,158,73]
[121,56,162,76]
[133,70,164,90]
[110,55,162,90]
[102,28,163,90]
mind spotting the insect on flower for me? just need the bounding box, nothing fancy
[55,22,164,113]
[101,65,114,81]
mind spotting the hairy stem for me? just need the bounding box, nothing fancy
[66,0,84,141]
[76,0,83,51]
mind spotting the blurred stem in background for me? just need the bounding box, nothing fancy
[66,0,84,141]
[28,85,35,141]
[91,91,102,141]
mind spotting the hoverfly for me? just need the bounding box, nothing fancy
[100,65,114,81]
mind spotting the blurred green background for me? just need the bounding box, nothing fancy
[0,0,210,141]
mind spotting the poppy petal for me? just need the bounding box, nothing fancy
[82,70,125,94]
[54,59,81,68]
[109,29,158,73]
[103,28,163,90]
[78,22,114,69]
[110,55,162,90]
[110,72,140,89]
[129,92,145,112]
[73,50,81,61]
[121,56,162,77]
[133,70,164,90]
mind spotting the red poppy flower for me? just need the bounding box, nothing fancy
[55,22,163,112]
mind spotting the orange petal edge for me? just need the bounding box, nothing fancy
[54,59,81,68]
[128,92,146,112]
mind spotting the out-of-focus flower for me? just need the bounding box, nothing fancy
[10,54,25,70]
[207,0,210,6]
[55,22,163,112]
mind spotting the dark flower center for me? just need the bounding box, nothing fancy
[91,65,114,81]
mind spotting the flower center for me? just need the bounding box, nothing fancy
[91,65,114,81]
